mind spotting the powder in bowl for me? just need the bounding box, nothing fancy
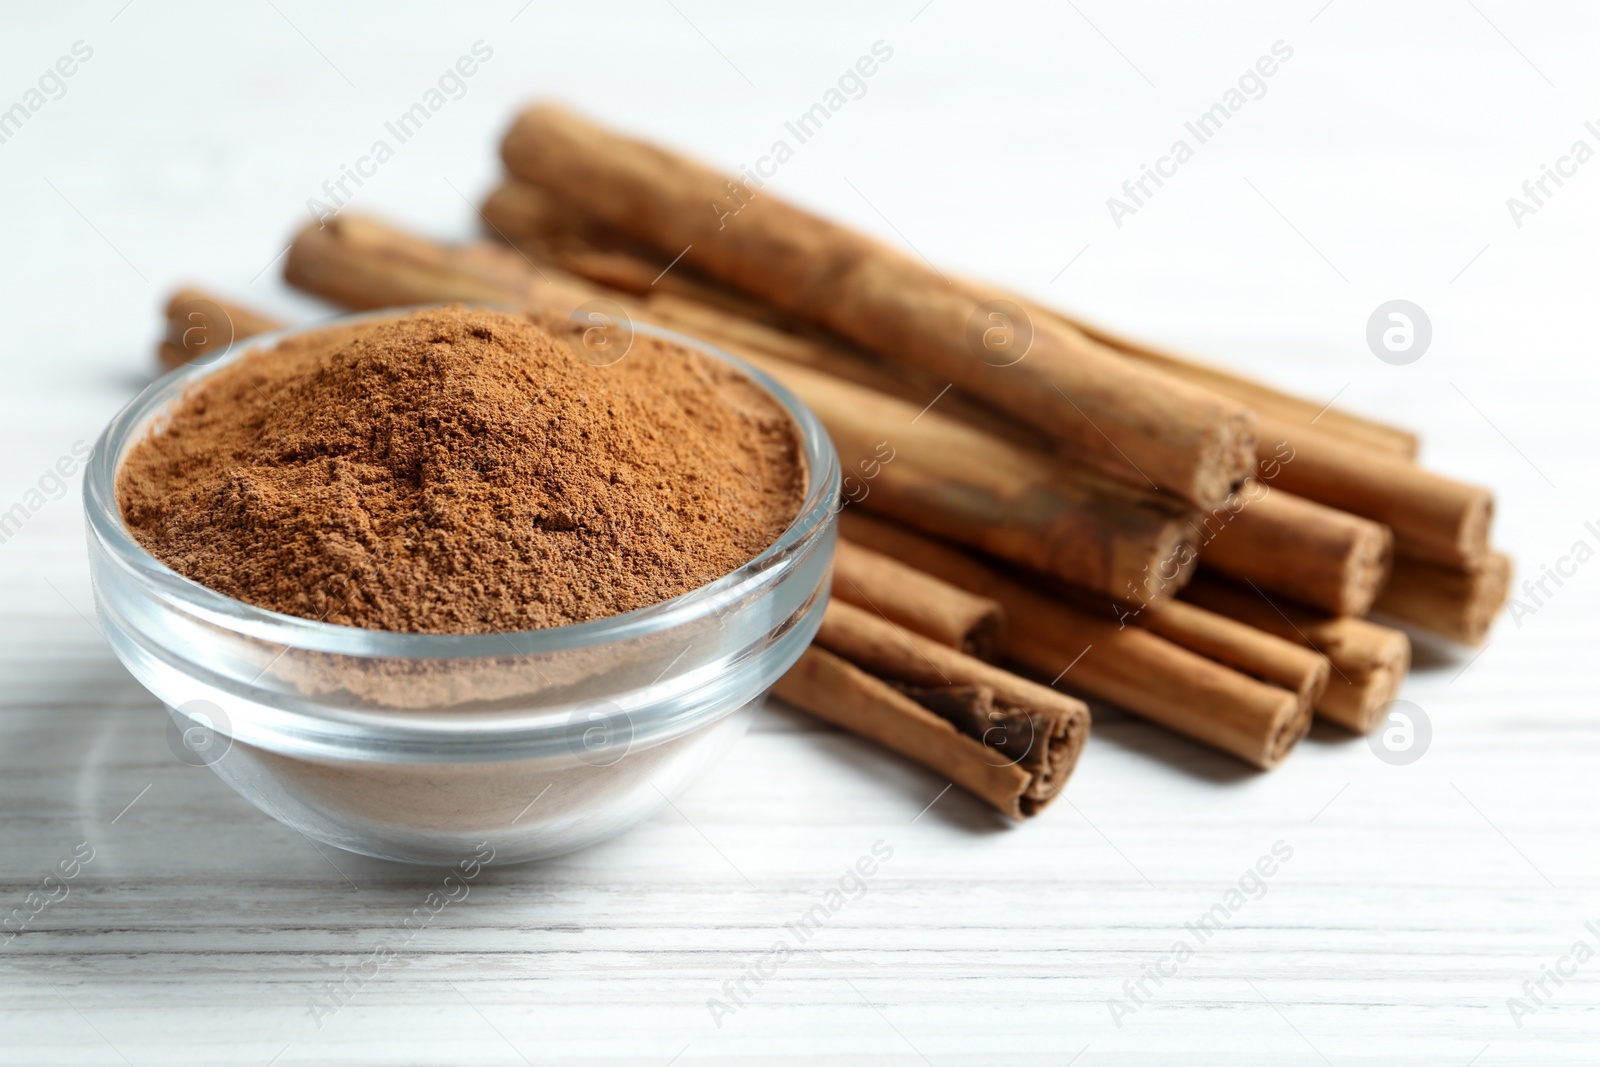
[116,305,806,633]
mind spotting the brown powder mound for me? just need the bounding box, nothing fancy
[117,306,806,633]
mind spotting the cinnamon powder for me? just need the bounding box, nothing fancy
[117,306,805,633]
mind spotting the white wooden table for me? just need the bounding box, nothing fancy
[3,3,1597,1063]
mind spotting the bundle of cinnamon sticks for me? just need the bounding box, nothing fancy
[153,102,1511,820]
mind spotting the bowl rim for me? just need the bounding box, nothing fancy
[84,306,840,660]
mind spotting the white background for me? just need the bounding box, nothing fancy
[3,2,1599,1064]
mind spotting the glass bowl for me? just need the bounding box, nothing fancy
[83,311,838,866]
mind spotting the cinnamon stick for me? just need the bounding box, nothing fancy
[775,601,1089,818]
[1255,416,1493,568]
[755,338,1388,618]
[159,288,286,370]
[910,280,1485,570]
[1179,574,1411,733]
[283,215,595,316]
[1200,482,1393,616]
[500,103,1258,510]
[750,356,1197,601]
[833,539,1004,659]
[1138,598,1330,724]
[639,289,1048,452]
[481,178,796,328]
[1375,551,1512,646]
[838,512,1312,769]
[775,649,1049,819]
[1063,315,1420,460]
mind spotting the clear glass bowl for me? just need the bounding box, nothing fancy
[83,312,838,866]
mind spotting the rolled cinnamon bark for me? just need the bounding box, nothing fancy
[284,215,596,316]
[481,177,660,281]
[1024,317,1478,572]
[1063,315,1420,459]
[833,540,1004,659]
[778,600,1089,818]
[500,103,1258,510]
[773,644,1082,820]
[1255,415,1492,567]
[1375,551,1512,646]
[644,290,1043,449]
[1179,574,1411,733]
[838,512,1311,769]
[159,288,287,370]
[1139,598,1330,721]
[481,179,796,328]
[1201,482,1394,616]
[753,356,1197,601]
